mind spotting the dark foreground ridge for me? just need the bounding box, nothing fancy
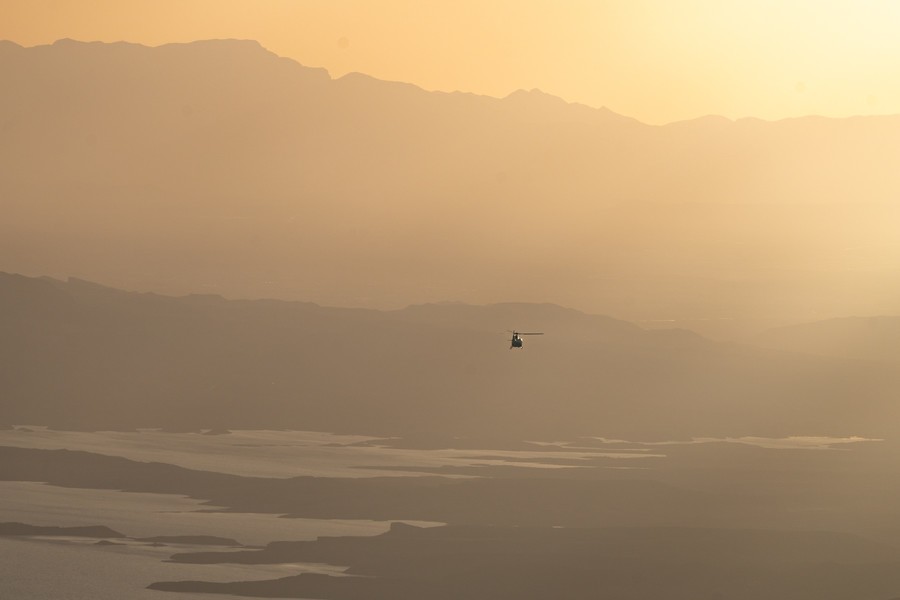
[150,522,900,600]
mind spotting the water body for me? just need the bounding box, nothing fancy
[584,435,882,450]
[0,535,335,600]
[0,427,884,599]
[0,427,656,478]
[0,480,439,600]
[0,481,438,545]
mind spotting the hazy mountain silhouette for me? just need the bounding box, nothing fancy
[3,272,900,441]
[3,39,900,334]
[6,35,900,600]
[755,316,900,361]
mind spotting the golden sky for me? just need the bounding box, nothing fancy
[4,0,900,124]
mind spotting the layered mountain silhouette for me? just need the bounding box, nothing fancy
[3,39,900,333]
[6,36,900,600]
[755,316,900,361]
[3,272,899,440]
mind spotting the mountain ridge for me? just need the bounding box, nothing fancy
[3,271,899,441]
[755,315,900,362]
[4,38,900,332]
[9,38,900,126]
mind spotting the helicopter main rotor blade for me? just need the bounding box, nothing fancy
[517,332,544,335]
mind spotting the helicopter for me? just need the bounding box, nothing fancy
[508,330,543,349]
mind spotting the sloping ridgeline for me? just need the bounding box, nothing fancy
[2,272,899,442]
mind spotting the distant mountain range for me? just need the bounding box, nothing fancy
[756,316,900,361]
[3,39,900,332]
[3,272,899,440]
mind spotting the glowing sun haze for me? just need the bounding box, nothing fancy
[4,0,900,124]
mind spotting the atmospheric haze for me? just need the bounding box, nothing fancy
[3,3,900,599]
[4,38,900,336]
